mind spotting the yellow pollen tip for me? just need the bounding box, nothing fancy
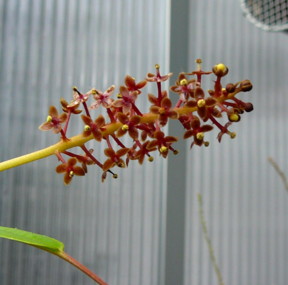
[46,115,52,122]
[195,58,202,70]
[117,93,122,98]
[84,125,90,131]
[229,132,236,139]
[122,124,129,131]
[204,141,210,147]
[148,156,154,162]
[155,64,160,69]
[180,79,188,86]
[196,132,204,140]
[229,114,239,122]
[113,173,118,179]
[173,150,179,155]
[197,99,206,108]
[91,89,97,94]
[216,63,227,72]
[69,171,74,178]
[72,86,78,91]
[117,161,125,168]
[160,146,168,153]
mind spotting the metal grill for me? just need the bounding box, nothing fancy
[241,0,288,31]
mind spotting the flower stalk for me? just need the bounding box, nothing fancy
[0,60,254,184]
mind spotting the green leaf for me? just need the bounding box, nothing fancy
[0,226,64,254]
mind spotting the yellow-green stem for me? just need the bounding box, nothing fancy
[0,92,238,172]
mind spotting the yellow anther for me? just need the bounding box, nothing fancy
[216,63,227,72]
[69,171,74,178]
[148,156,154,162]
[160,146,168,153]
[212,63,228,77]
[229,113,240,122]
[117,161,125,168]
[204,141,210,147]
[113,173,118,179]
[229,132,236,139]
[84,125,91,131]
[122,124,129,131]
[91,88,97,94]
[180,79,188,86]
[72,86,78,91]
[117,93,122,98]
[46,115,52,122]
[195,58,202,71]
[155,64,160,69]
[173,150,179,155]
[196,132,204,140]
[197,99,206,108]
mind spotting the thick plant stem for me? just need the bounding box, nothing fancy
[0,91,239,172]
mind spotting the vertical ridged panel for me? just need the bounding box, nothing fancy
[185,1,288,285]
[0,1,170,284]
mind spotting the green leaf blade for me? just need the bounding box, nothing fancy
[0,226,64,254]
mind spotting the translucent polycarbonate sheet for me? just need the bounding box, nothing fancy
[0,0,170,284]
[184,1,288,285]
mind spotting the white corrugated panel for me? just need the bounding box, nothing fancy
[0,1,170,284]
[185,1,288,285]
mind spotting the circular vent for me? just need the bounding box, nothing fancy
[241,0,288,31]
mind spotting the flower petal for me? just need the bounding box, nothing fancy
[104,148,115,158]
[125,75,136,89]
[73,166,85,176]
[81,114,92,125]
[56,164,67,173]
[49,106,59,117]
[161,97,172,109]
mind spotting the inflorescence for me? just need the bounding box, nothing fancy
[34,60,252,184]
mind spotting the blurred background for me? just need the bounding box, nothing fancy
[0,0,288,284]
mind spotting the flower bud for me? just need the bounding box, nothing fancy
[244,102,254,112]
[240,80,253,92]
[225,83,236,93]
[212,63,229,77]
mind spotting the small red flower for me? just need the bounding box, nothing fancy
[39,106,67,134]
[124,75,147,92]
[146,64,173,83]
[90,85,115,110]
[150,97,178,126]
[81,114,106,141]
[134,141,156,164]
[116,112,141,139]
[102,147,130,171]
[112,86,139,114]
[170,73,200,101]
[56,157,85,185]
[147,131,178,158]
[183,116,213,147]
[68,87,94,108]
[60,98,82,114]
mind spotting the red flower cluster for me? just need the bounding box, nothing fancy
[39,60,253,185]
